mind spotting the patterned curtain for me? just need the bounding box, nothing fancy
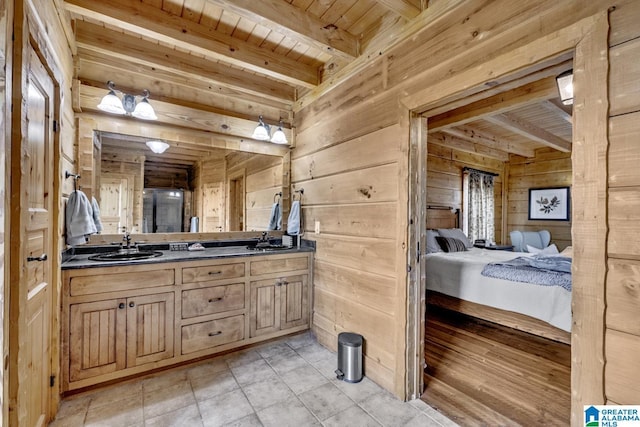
[467,171,495,242]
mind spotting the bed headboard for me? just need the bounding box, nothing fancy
[426,206,460,229]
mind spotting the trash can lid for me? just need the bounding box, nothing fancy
[338,332,363,347]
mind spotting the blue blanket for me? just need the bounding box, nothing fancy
[481,255,572,291]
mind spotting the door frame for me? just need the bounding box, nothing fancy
[403,13,609,425]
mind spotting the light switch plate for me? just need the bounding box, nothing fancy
[314,221,320,234]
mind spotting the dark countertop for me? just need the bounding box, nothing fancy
[62,240,315,270]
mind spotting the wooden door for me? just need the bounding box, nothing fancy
[228,172,245,231]
[126,293,175,367]
[100,176,132,233]
[202,182,224,232]
[249,278,280,337]
[280,275,309,330]
[21,46,55,427]
[68,299,127,381]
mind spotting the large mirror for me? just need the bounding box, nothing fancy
[95,132,286,235]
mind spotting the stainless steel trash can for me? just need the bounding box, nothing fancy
[335,332,363,383]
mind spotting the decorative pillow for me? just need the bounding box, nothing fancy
[436,236,468,252]
[560,246,573,258]
[437,228,473,249]
[526,243,559,255]
[426,230,442,253]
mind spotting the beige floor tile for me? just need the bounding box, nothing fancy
[285,331,316,350]
[54,394,91,419]
[255,341,295,359]
[85,393,144,427]
[220,413,263,427]
[49,411,86,427]
[298,382,354,421]
[295,342,334,363]
[280,364,329,395]
[187,357,229,380]
[143,380,196,419]
[230,359,278,386]
[265,351,309,375]
[199,389,254,427]
[87,380,143,411]
[359,392,421,427]
[322,405,382,427]
[309,353,338,379]
[256,398,320,427]
[143,368,189,393]
[192,370,240,402]
[225,349,262,369]
[241,377,296,412]
[145,403,203,427]
[331,376,383,404]
[403,412,444,427]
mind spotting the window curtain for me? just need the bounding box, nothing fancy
[466,170,495,243]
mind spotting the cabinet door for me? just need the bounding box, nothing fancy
[249,278,280,337]
[280,275,309,330]
[126,293,175,367]
[69,299,126,381]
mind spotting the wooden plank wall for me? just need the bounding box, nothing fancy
[100,156,144,233]
[226,152,284,232]
[196,157,225,232]
[506,148,572,250]
[0,0,9,415]
[426,142,504,243]
[604,1,640,404]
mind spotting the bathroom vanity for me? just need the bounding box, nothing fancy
[61,245,313,392]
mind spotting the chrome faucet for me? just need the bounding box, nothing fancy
[122,231,133,250]
[256,231,270,248]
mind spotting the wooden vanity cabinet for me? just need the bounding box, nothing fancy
[62,251,312,392]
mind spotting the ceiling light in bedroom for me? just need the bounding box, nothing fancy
[556,70,573,105]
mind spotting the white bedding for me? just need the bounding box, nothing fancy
[425,248,571,332]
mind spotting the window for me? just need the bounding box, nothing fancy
[462,169,495,243]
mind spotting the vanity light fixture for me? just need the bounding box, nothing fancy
[97,81,158,120]
[270,120,288,145]
[252,115,271,141]
[146,140,170,154]
[555,70,574,105]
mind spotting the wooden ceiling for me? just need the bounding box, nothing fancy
[65,0,572,163]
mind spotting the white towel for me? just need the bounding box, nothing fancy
[66,190,97,246]
[91,197,103,233]
[287,200,300,235]
[267,202,282,231]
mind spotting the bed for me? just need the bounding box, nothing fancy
[425,206,571,344]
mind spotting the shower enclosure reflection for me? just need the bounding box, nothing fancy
[143,189,184,233]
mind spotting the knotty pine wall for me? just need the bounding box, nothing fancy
[195,157,225,233]
[0,1,8,416]
[426,142,504,243]
[226,152,284,232]
[603,3,640,404]
[100,155,144,233]
[506,148,572,250]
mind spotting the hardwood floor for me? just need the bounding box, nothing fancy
[421,306,570,426]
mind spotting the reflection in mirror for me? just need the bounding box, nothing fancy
[96,131,286,235]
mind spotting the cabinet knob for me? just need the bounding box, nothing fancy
[281,281,288,286]
[118,303,125,309]
[208,297,223,303]
[129,301,135,308]
[208,331,222,337]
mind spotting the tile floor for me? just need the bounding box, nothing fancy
[51,332,459,427]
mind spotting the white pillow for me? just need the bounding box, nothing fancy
[526,243,559,255]
[426,230,442,254]
[437,228,473,249]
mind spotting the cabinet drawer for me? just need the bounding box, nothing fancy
[250,256,308,276]
[69,269,175,296]
[181,315,245,354]
[182,263,245,283]
[182,283,245,319]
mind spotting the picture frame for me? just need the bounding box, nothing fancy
[528,187,570,221]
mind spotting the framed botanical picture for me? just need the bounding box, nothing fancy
[528,187,570,221]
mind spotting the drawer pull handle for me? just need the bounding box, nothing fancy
[208,271,222,275]
[208,331,223,337]
[27,253,48,262]
[208,297,223,303]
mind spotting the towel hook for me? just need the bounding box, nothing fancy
[65,171,81,192]
[274,192,282,203]
[293,188,304,201]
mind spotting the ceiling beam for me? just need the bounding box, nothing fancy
[79,84,293,143]
[65,0,319,88]
[485,112,572,152]
[207,0,358,60]
[541,99,573,124]
[440,125,535,158]
[429,132,510,161]
[427,76,560,132]
[374,0,422,20]
[74,21,296,104]
[79,113,290,157]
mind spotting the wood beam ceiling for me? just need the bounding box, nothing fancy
[429,132,510,161]
[206,0,358,60]
[74,21,296,104]
[65,0,318,88]
[440,125,535,158]
[374,0,422,20]
[485,112,572,152]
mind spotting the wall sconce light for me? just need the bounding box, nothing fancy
[97,81,158,120]
[556,70,573,105]
[251,116,289,144]
[146,140,170,154]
